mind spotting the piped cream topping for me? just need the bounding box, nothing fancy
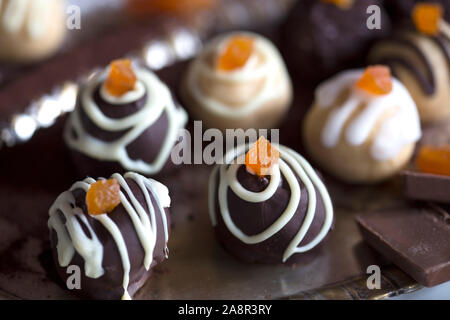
[316,69,421,161]
[186,32,291,118]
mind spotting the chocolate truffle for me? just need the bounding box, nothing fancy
[181,31,292,131]
[303,67,421,184]
[64,59,188,178]
[208,137,334,264]
[385,0,450,23]
[48,172,171,300]
[280,0,391,83]
[0,0,66,63]
[368,12,450,123]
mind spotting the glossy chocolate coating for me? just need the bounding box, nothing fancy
[49,177,170,300]
[385,0,450,23]
[280,0,390,83]
[213,165,331,265]
[67,83,176,179]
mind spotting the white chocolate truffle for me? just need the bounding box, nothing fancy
[303,69,422,184]
[181,31,293,131]
[0,0,66,63]
[369,27,450,123]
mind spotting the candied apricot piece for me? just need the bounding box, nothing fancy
[246,136,280,177]
[416,145,450,176]
[86,179,121,216]
[127,0,216,17]
[216,36,254,72]
[356,65,393,95]
[104,59,137,97]
[321,0,354,9]
[412,3,443,36]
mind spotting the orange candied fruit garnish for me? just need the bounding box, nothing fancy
[412,3,443,36]
[216,36,255,72]
[245,136,280,177]
[104,59,137,97]
[321,0,354,9]
[356,65,393,95]
[416,145,450,176]
[127,0,216,17]
[86,179,121,216]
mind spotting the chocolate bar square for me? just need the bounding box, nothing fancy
[356,205,450,287]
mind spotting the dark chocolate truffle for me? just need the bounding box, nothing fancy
[385,0,450,24]
[48,172,171,300]
[280,0,391,83]
[64,60,187,178]
[208,141,334,264]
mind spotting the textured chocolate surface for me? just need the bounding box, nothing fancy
[213,164,330,265]
[280,0,390,83]
[50,179,170,300]
[356,205,450,287]
[402,170,450,204]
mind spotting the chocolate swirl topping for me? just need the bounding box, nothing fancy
[371,31,450,96]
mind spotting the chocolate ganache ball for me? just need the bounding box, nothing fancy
[64,59,188,178]
[280,0,391,83]
[208,137,334,264]
[385,0,450,24]
[48,172,171,300]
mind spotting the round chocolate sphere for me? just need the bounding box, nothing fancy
[209,142,334,264]
[280,0,391,83]
[385,0,450,24]
[48,172,171,300]
[64,61,188,179]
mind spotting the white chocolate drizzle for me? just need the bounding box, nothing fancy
[186,32,291,118]
[48,172,170,300]
[0,0,56,38]
[316,69,421,161]
[208,144,334,262]
[64,67,188,175]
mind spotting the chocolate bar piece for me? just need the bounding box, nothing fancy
[402,170,450,204]
[356,205,450,287]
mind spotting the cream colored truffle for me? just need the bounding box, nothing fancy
[181,31,292,132]
[0,0,66,63]
[369,30,450,124]
[303,69,421,184]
